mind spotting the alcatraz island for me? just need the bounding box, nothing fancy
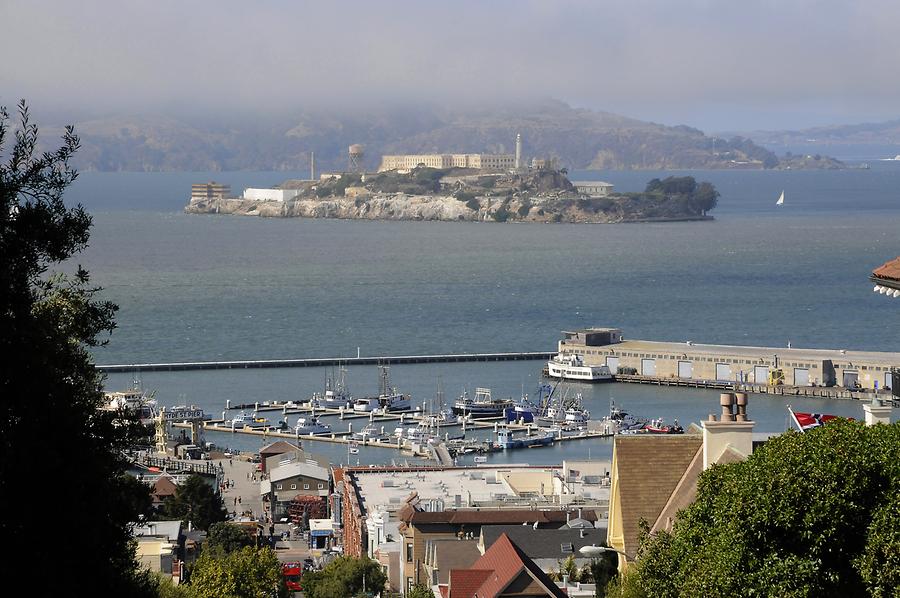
[185,136,719,223]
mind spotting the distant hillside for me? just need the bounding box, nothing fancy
[733,118,900,156]
[43,100,796,172]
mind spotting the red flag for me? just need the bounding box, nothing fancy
[789,408,844,432]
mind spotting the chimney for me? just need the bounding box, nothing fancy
[864,396,892,426]
[703,393,754,469]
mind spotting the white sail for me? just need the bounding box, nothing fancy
[776,191,784,206]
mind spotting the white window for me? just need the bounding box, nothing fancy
[304,483,310,490]
[276,484,283,490]
[318,483,325,489]
[290,484,297,490]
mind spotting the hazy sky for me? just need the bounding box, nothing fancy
[3,0,899,131]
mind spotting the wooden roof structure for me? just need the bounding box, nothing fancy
[872,257,900,294]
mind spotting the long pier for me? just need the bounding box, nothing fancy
[96,351,555,373]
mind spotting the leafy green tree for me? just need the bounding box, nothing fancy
[206,521,256,555]
[189,546,288,598]
[406,584,435,598]
[692,181,719,214]
[162,473,227,530]
[634,419,900,597]
[301,556,387,598]
[121,472,156,521]
[0,101,155,593]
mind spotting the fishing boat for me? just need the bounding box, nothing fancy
[494,427,555,450]
[102,379,158,425]
[312,367,352,409]
[293,415,332,436]
[230,411,271,430]
[776,190,785,206]
[353,366,412,412]
[453,387,514,419]
[505,394,536,423]
[536,389,590,429]
[546,353,613,382]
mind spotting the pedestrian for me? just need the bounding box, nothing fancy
[238,496,242,504]
[229,458,233,467]
[234,497,237,506]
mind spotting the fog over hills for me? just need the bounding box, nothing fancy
[41,100,781,172]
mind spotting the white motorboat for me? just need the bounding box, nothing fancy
[353,397,381,412]
[546,353,613,382]
[230,411,271,430]
[352,423,384,442]
[293,415,332,435]
[353,366,412,412]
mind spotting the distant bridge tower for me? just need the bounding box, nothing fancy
[348,144,365,173]
[515,133,523,169]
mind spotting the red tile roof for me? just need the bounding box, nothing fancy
[449,569,493,598]
[874,257,900,281]
[448,533,566,598]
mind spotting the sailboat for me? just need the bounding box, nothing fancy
[776,190,784,206]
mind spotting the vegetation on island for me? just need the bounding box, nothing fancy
[0,101,157,593]
[620,419,900,597]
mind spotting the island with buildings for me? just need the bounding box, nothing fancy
[185,136,719,223]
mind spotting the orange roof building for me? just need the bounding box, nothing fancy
[873,257,900,295]
[442,533,566,598]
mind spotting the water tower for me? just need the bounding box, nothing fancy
[348,144,365,173]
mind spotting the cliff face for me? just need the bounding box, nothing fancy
[185,193,712,223]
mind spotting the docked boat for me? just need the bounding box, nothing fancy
[312,367,352,409]
[601,401,647,434]
[495,427,555,450]
[352,423,385,442]
[453,388,514,419]
[641,418,684,434]
[102,380,159,425]
[293,415,332,436]
[505,395,536,423]
[536,390,590,429]
[546,353,613,382]
[230,411,271,430]
[353,366,412,412]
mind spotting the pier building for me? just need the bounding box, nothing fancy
[558,327,900,390]
[872,256,900,296]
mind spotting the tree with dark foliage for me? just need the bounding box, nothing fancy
[0,101,154,594]
[162,474,228,531]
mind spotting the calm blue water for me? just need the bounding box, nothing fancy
[65,164,900,465]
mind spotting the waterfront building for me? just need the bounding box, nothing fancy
[558,327,900,390]
[259,440,303,473]
[241,187,299,202]
[872,256,900,296]
[574,181,614,196]
[190,181,230,201]
[378,153,516,172]
[261,459,330,521]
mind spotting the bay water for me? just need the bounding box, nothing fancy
[66,164,900,465]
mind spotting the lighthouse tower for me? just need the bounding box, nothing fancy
[515,133,523,170]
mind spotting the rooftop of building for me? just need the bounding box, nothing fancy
[346,465,609,515]
[399,506,601,526]
[269,459,330,483]
[480,524,607,560]
[448,533,567,598]
[563,335,900,362]
[259,440,302,455]
[133,520,182,542]
[874,257,900,282]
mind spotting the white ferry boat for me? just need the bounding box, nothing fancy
[546,353,613,382]
[102,380,158,425]
[293,415,332,436]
